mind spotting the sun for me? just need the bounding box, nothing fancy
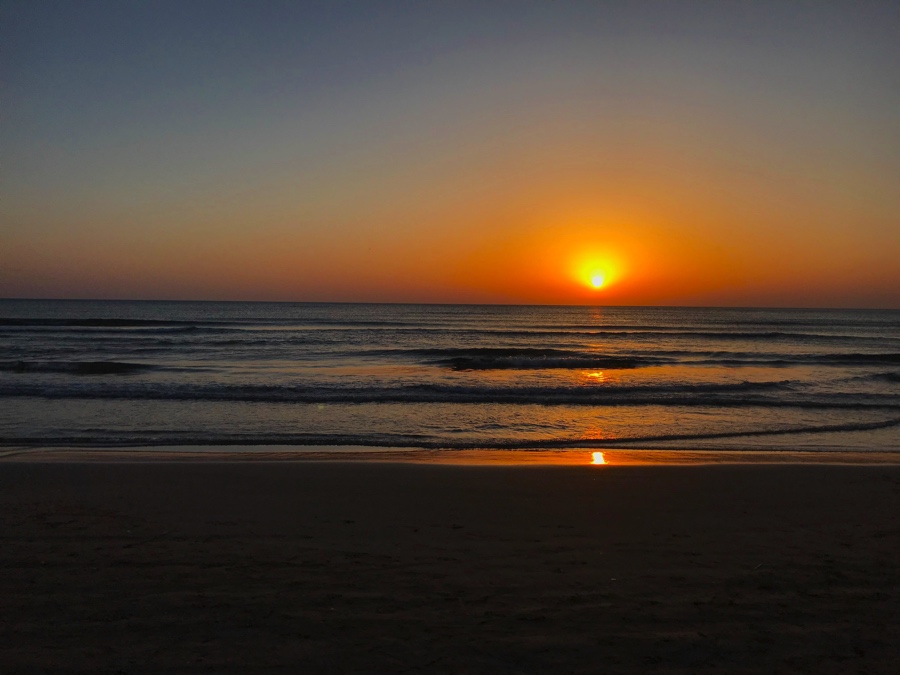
[570,248,624,293]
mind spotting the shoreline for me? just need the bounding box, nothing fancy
[2,444,899,465]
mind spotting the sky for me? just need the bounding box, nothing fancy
[2,0,899,307]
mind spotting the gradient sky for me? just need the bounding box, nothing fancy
[2,0,899,307]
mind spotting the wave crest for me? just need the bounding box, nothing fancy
[415,348,656,370]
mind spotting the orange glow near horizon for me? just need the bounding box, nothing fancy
[591,451,607,465]
[4,196,897,307]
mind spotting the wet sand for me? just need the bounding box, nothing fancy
[1,459,899,672]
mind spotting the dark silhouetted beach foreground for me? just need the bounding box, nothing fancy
[2,458,899,672]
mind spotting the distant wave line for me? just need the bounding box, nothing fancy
[0,360,157,375]
[2,381,898,410]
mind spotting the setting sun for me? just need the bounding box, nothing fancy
[571,248,623,295]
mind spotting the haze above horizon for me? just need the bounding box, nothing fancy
[2,1,898,308]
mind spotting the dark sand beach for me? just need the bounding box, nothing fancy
[1,456,899,673]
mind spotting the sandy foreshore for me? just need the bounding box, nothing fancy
[1,458,898,672]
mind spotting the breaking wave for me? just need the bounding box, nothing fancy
[4,416,899,449]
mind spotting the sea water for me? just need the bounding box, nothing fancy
[1,300,898,453]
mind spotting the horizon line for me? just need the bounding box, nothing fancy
[1,297,898,312]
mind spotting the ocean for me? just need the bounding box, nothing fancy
[1,300,898,454]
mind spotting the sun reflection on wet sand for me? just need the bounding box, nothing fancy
[14,447,900,465]
[392,449,900,466]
